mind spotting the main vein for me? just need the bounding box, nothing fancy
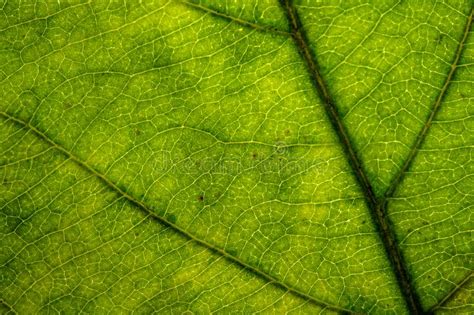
[279,0,424,313]
[0,111,354,314]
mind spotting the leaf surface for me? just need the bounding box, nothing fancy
[0,0,472,314]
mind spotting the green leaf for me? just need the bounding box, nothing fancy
[1,0,472,313]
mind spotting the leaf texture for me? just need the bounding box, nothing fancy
[0,0,472,314]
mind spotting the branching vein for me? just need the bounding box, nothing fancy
[429,272,473,312]
[278,0,428,314]
[181,1,290,37]
[0,111,355,314]
[383,7,473,202]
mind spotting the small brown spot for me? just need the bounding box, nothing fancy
[285,129,290,135]
[252,152,258,159]
[198,194,204,202]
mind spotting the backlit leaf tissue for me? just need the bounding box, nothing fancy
[1,1,473,314]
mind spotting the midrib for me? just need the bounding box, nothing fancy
[279,1,473,314]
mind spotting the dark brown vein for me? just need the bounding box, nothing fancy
[428,272,472,313]
[0,111,355,314]
[279,0,424,313]
[181,1,290,37]
[383,7,473,201]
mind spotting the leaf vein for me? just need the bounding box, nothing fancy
[181,1,290,37]
[429,272,473,312]
[0,110,355,314]
[279,0,425,313]
[383,7,474,202]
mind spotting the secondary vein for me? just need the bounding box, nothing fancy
[428,272,473,312]
[0,111,354,314]
[181,1,291,37]
[279,0,424,313]
[383,7,473,201]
